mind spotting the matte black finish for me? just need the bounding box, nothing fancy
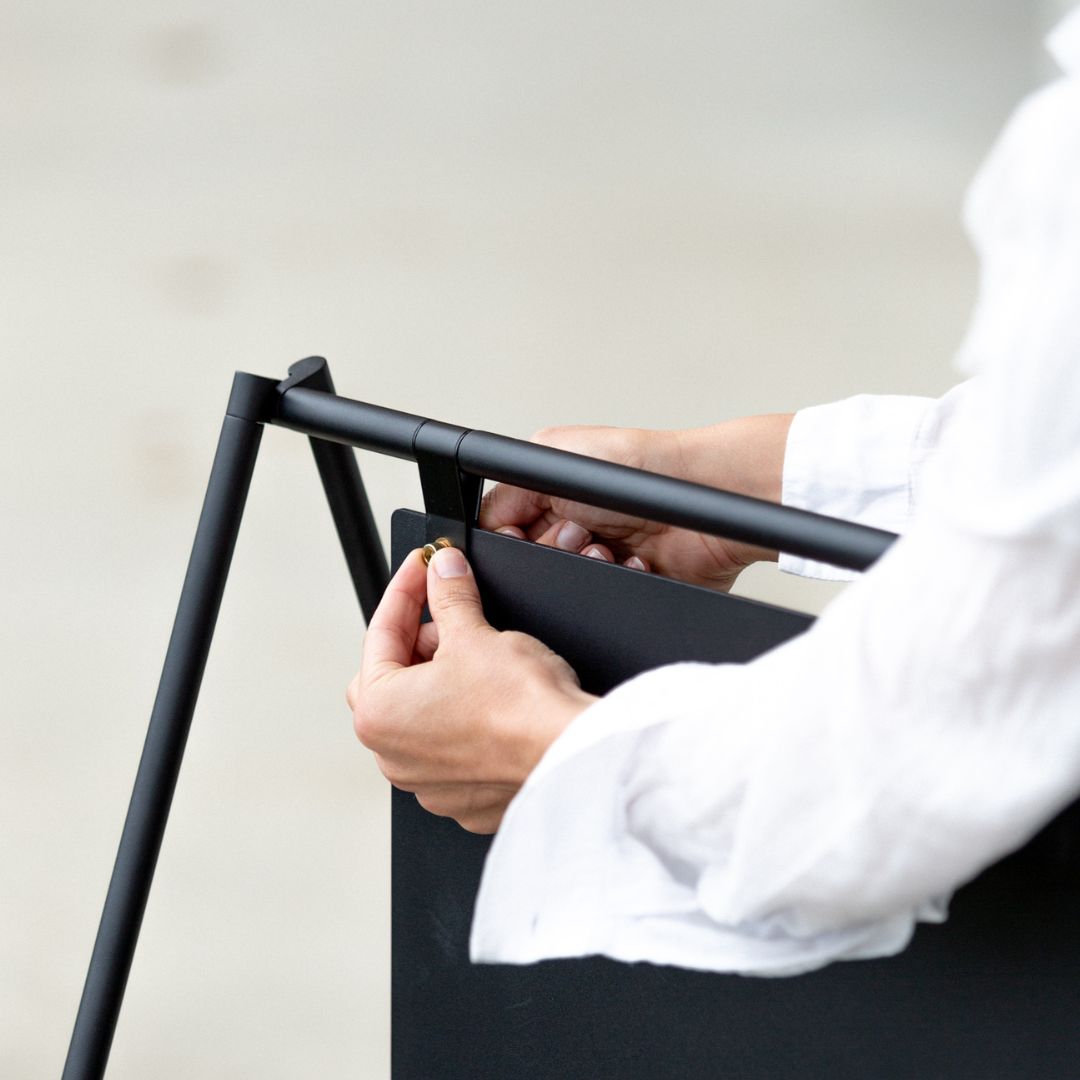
[413,419,483,554]
[225,371,279,423]
[269,384,895,573]
[458,431,894,571]
[392,509,811,690]
[77,360,1074,1080]
[275,384,425,459]
[63,381,265,1080]
[391,509,1080,1080]
[277,358,389,621]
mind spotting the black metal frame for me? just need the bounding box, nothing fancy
[62,357,894,1079]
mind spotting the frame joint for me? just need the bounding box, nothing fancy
[226,371,280,424]
[412,420,483,555]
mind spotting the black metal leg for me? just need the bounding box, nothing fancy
[62,378,271,1080]
[311,433,391,622]
[279,357,390,622]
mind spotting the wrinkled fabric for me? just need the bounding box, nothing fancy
[778,385,969,581]
[471,9,1080,976]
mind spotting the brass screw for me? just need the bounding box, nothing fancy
[421,537,453,565]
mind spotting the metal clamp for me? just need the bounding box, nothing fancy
[412,420,483,555]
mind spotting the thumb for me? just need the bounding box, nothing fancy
[426,545,489,640]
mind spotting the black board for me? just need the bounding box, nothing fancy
[391,509,1080,1080]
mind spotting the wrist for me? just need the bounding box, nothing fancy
[670,415,794,567]
[674,415,792,500]
[511,683,597,783]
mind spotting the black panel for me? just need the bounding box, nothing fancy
[395,509,811,691]
[391,509,1080,1079]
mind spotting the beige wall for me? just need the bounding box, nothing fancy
[1,3,1058,1076]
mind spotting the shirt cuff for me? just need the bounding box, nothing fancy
[469,662,932,976]
[779,395,935,580]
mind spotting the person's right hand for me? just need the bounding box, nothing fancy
[479,423,786,592]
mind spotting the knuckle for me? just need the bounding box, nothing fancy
[380,758,409,789]
[345,673,361,711]
[352,694,387,749]
[415,792,448,817]
[533,424,596,452]
[531,425,569,448]
[459,814,499,835]
[501,630,542,657]
[352,706,374,747]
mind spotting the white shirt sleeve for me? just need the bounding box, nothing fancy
[470,14,1080,976]
[778,387,967,581]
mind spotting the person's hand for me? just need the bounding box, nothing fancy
[480,420,790,591]
[346,544,595,833]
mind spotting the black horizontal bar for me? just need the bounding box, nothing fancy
[275,386,425,459]
[269,382,895,572]
[458,432,894,572]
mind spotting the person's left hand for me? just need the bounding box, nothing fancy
[346,544,596,834]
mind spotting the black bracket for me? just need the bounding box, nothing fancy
[275,354,334,397]
[412,420,483,556]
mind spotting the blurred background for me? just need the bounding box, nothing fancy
[2,1,1073,1076]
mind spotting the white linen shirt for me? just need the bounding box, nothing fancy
[471,8,1080,976]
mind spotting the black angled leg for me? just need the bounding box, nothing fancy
[277,357,390,622]
[62,373,276,1080]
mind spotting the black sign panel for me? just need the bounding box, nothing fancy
[391,509,1080,1079]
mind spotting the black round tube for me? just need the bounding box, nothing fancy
[275,386,424,459]
[272,388,895,571]
[63,409,264,1080]
[310,439,391,621]
[288,364,391,621]
[459,432,895,571]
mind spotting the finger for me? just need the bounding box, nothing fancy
[493,525,527,540]
[426,546,491,639]
[582,543,614,562]
[412,621,439,663]
[480,482,548,532]
[414,783,515,822]
[459,812,502,836]
[624,554,649,571]
[534,518,592,552]
[360,550,428,682]
[525,510,565,542]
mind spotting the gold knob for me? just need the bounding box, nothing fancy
[421,537,453,565]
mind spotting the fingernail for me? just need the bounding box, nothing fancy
[585,547,607,560]
[496,526,520,536]
[432,546,469,578]
[625,556,646,571]
[555,520,589,551]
